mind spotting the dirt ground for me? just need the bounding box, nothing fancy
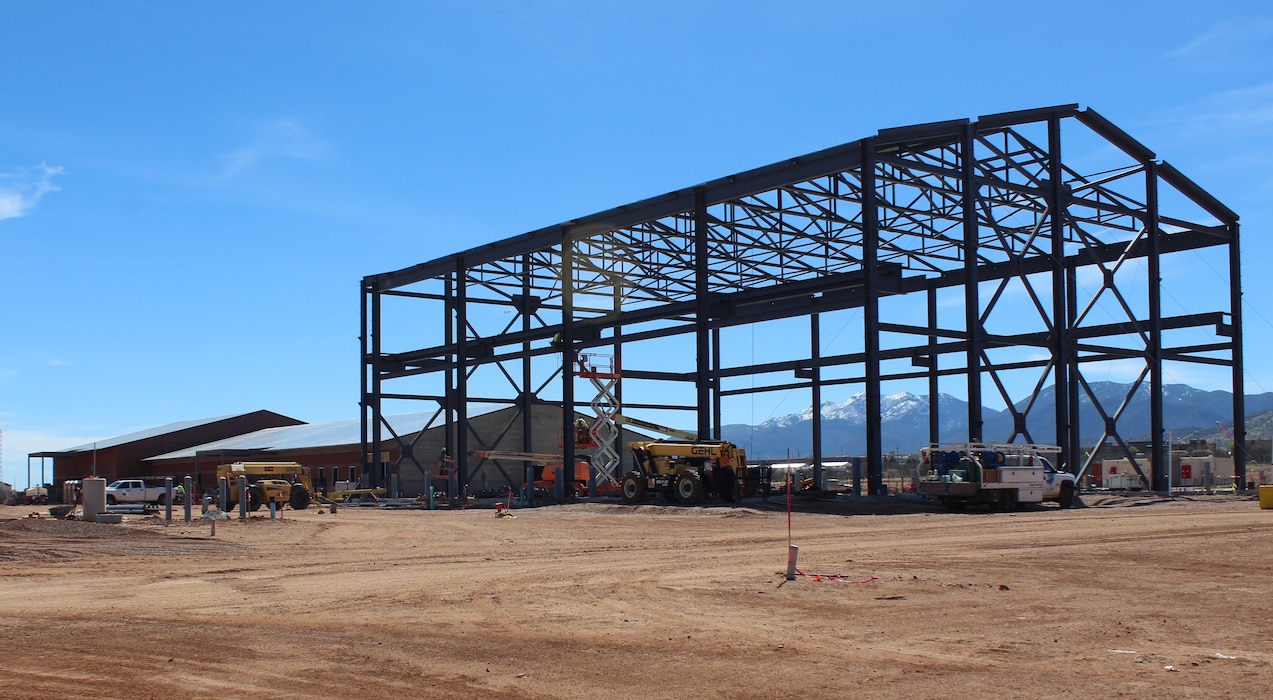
[0,493,1270,699]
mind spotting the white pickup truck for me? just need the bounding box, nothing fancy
[105,479,179,505]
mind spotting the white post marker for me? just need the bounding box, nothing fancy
[785,470,798,581]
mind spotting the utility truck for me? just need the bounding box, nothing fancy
[917,443,1076,511]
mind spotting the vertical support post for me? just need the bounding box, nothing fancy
[219,476,228,513]
[961,124,983,442]
[927,282,939,446]
[712,327,722,440]
[561,226,576,485]
[237,476,248,520]
[861,138,884,496]
[520,253,535,488]
[1146,161,1166,492]
[183,476,192,523]
[360,281,370,491]
[694,187,712,440]
[444,267,455,490]
[1067,264,1082,475]
[370,282,383,487]
[614,281,627,449]
[1230,220,1246,486]
[810,314,823,490]
[164,477,173,522]
[1049,116,1072,468]
[455,259,469,502]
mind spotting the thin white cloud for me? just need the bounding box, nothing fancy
[1199,82,1273,131]
[0,163,63,220]
[1165,19,1273,59]
[1145,81,1273,198]
[217,118,332,179]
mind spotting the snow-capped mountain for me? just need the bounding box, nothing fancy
[757,392,929,428]
[721,383,1273,460]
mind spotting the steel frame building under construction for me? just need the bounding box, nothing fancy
[360,104,1243,497]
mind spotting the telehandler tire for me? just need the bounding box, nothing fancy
[674,472,703,505]
[289,484,311,510]
[247,486,265,512]
[620,471,647,503]
[715,467,737,502]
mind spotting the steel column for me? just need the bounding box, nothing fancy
[561,227,576,483]
[712,327,722,440]
[1066,263,1082,475]
[962,124,983,441]
[1146,161,1166,492]
[811,313,822,488]
[694,187,712,439]
[521,254,534,467]
[444,269,455,479]
[1048,116,1072,470]
[862,139,883,495]
[1231,220,1246,484]
[927,282,939,445]
[455,260,469,493]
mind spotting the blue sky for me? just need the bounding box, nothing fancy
[2,1,1272,486]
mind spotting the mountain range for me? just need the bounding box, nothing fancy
[720,382,1273,460]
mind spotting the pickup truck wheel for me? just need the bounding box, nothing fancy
[997,489,1017,511]
[1057,483,1075,509]
[106,495,117,505]
[289,485,311,510]
[157,494,167,506]
[942,497,966,511]
[674,472,704,505]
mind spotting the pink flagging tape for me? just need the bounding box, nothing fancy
[793,569,880,584]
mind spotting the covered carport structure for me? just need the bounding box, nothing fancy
[360,104,1243,496]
